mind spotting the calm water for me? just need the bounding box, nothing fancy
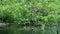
[0,26,57,34]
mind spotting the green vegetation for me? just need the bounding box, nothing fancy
[0,0,60,25]
[0,0,60,34]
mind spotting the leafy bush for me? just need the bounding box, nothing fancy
[0,0,60,25]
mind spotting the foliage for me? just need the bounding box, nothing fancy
[0,0,60,25]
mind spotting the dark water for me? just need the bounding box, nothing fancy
[0,25,58,34]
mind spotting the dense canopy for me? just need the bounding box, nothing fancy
[0,0,60,25]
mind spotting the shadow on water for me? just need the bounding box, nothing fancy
[0,24,58,34]
[0,28,14,34]
[0,26,43,34]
